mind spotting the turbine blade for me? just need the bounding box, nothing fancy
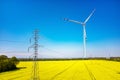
[64,18,83,24]
[84,9,95,24]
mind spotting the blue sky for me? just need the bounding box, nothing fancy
[0,0,120,58]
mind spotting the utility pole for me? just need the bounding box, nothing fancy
[29,29,40,80]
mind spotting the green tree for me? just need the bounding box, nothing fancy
[0,55,8,61]
[0,55,18,72]
[10,56,19,65]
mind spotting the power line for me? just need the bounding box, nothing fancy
[41,47,65,57]
[0,40,26,43]
[0,51,27,53]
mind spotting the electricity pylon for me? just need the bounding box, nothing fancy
[28,29,40,80]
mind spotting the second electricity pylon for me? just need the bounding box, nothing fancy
[28,29,40,80]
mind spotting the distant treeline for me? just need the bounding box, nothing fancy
[18,57,120,62]
[0,55,19,73]
[108,57,120,62]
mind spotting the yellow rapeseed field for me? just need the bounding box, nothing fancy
[0,60,120,80]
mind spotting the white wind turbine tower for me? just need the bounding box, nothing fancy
[64,9,95,58]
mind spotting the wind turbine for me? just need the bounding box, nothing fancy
[64,9,95,58]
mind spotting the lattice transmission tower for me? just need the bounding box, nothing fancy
[28,29,40,80]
